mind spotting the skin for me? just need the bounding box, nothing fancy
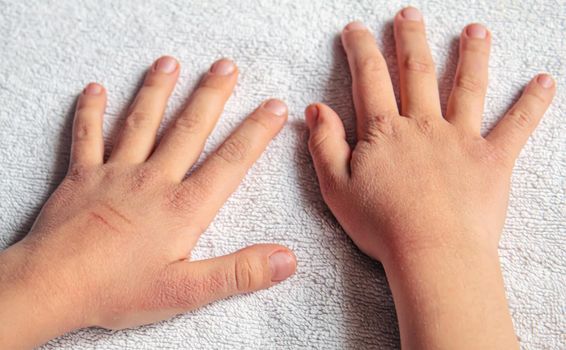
[0,6,556,350]
[0,57,297,349]
[305,7,555,350]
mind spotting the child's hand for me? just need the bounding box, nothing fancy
[0,57,296,349]
[306,7,554,349]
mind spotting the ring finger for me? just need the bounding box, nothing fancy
[108,56,180,164]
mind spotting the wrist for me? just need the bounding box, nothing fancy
[379,225,499,273]
[382,236,503,304]
[379,232,518,349]
[0,241,87,348]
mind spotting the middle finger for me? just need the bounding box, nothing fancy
[394,7,442,119]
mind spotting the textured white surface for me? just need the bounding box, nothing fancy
[0,0,564,348]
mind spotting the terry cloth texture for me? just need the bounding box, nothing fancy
[0,0,564,349]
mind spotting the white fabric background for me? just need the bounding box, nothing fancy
[0,0,564,348]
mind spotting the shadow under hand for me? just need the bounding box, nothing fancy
[293,32,400,349]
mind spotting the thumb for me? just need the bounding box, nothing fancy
[161,244,296,311]
[305,103,351,194]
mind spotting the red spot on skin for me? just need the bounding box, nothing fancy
[100,202,133,226]
[89,212,120,232]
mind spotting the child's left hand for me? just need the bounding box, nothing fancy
[0,56,296,349]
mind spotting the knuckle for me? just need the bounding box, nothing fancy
[359,114,398,141]
[75,105,99,117]
[403,56,435,74]
[370,113,394,124]
[66,163,92,183]
[141,75,165,88]
[454,73,486,94]
[101,165,119,183]
[214,134,250,164]
[356,55,386,75]
[416,118,435,135]
[525,90,549,106]
[364,114,394,139]
[144,72,174,88]
[308,132,329,155]
[172,111,204,135]
[73,112,98,142]
[164,181,205,215]
[508,109,534,130]
[246,114,272,133]
[343,30,371,48]
[197,85,226,99]
[74,122,91,141]
[461,40,490,55]
[124,111,153,130]
[234,255,264,292]
[164,184,193,214]
[73,114,98,141]
[128,165,160,192]
[399,22,424,35]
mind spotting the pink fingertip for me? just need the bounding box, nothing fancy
[401,7,422,21]
[537,74,554,89]
[344,21,367,32]
[154,56,178,74]
[84,83,102,95]
[466,23,487,39]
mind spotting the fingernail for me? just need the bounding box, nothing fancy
[466,23,487,39]
[84,83,102,95]
[269,251,295,282]
[263,99,287,116]
[537,74,554,89]
[305,105,319,130]
[401,7,422,21]
[210,59,236,75]
[154,56,178,74]
[344,21,367,32]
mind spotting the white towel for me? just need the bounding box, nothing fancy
[0,0,564,348]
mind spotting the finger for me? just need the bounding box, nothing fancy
[176,99,287,222]
[149,58,238,181]
[69,83,106,169]
[159,244,296,311]
[394,7,441,119]
[305,103,350,195]
[108,56,179,164]
[341,21,399,138]
[486,74,556,162]
[446,24,491,134]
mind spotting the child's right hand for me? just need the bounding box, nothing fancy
[305,7,555,349]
